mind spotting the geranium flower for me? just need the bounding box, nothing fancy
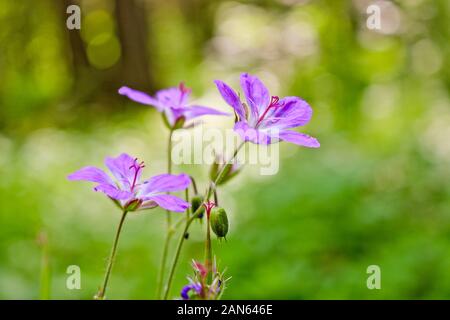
[180,282,203,300]
[214,73,320,147]
[118,83,229,128]
[180,259,226,300]
[67,153,190,212]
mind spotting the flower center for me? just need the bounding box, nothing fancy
[129,158,145,191]
[255,95,284,127]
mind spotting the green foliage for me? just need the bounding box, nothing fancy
[0,0,449,299]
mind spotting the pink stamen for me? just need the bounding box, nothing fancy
[129,158,145,191]
[179,82,191,104]
[202,201,216,218]
[255,95,283,127]
[192,260,208,278]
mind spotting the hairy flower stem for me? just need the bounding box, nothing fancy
[156,129,175,299]
[163,141,245,299]
[96,210,128,299]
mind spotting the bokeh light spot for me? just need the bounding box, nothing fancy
[87,33,121,69]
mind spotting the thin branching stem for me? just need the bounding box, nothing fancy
[96,210,128,299]
[163,141,245,299]
[156,128,174,299]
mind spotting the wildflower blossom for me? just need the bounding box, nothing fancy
[68,153,190,212]
[180,259,227,300]
[119,83,229,128]
[214,73,320,147]
[180,282,203,300]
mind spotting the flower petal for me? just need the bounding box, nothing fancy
[141,194,190,212]
[94,183,134,200]
[234,121,272,145]
[105,153,138,191]
[156,86,189,109]
[118,86,162,111]
[181,285,193,300]
[183,105,230,120]
[261,96,312,130]
[140,173,191,195]
[67,166,114,185]
[240,73,270,120]
[214,80,246,120]
[277,130,320,148]
[163,106,188,126]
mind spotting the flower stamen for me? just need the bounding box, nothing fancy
[179,82,191,105]
[129,158,145,191]
[202,201,216,218]
[255,95,284,127]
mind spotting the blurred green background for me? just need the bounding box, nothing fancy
[0,0,449,299]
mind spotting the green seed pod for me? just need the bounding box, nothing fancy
[209,207,229,239]
[191,195,205,219]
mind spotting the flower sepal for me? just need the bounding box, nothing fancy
[161,112,172,130]
[123,199,143,212]
[109,198,124,210]
[173,116,186,130]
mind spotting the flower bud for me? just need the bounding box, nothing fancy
[209,161,219,182]
[209,156,242,186]
[209,207,228,239]
[191,194,205,219]
[215,163,233,185]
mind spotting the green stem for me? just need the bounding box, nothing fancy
[162,218,193,299]
[205,213,212,283]
[167,129,173,174]
[96,210,128,299]
[162,141,245,299]
[185,188,191,219]
[213,189,219,206]
[189,175,198,194]
[156,128,174,299]
[38,232,50,300]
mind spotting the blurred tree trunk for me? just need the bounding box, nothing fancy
[58,0,90,83]
[115,0,154,92]
[178,0,217,49]
[55,0,154,111]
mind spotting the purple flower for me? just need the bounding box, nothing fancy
[180,259,226,300]
[119,83,229,128]
[180,282,202,300]
[214,73,320,147]
[67,153,190,212]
